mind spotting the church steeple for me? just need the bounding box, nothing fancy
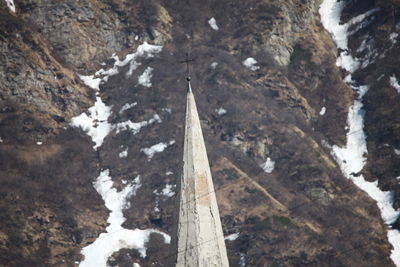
[172,79,229,266]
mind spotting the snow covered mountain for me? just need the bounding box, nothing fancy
[1,0,400,266]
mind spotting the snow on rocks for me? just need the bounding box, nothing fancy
[389,231,400,266]
[319,2,378,72]
[119,102,137,115]
[94,170,140,232]
[79,223,170,266]
[78,42,161,89]
[5,0,15,13]
[141,140,175,161]
[319,107,326,116]
[162,107,172,114]
[116,114,161,135]
[138,67,154,87]
[72,100,159,149]
[161,184,175,197]
[239,253,247,267]
[243,57,260,71]
[0,137,3,143]
[347,9,379,36]
[154,183,176,198]
[126,43,162,78]
[79,170,170,266]
[71,97,113,150]
[390,32,399,45]
[211,62,218,69]
[224,232,240,241]
[260,157,275,173]
[320,1,400,265]
[119,148,128,158]
[78,74,102,91]
[395,149,400,156]
[216,107,227,116]
[153,183,175,214]
[208,17,219,31]
[98,43,161,80]
[73,43,169,266]
[72,42,162,149]
[390,75,400,94]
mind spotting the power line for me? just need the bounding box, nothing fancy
[153,206,390,265]
[151,176,390,265]
[84,172,391,265]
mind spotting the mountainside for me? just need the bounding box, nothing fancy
[1,0,400,266]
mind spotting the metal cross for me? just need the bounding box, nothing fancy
[180,52,195,81]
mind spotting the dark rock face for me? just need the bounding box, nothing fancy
[0,0,398,266]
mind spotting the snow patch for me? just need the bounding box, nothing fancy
[119,149,128,158]
[71,97,113,150]
[395,149,400,156]
[162,107,172,114]
[155,183,176,198]
[390,33,398,45]
[319,107,326,116]
[36,141,43,145]
[208,17,219,31]
[0,137,3,143]
[79,42,161,86]
[216,107,227,116]
[243,57,260,71]
[389,230,400,266]
[260,157,275,173]
[100,42,161,79]
[357,38,368,53]
[154,198,160,213]
[138,67,154,87]
[78,75,102,91]
[390,75,400,94]
[80,228,169,266]
[116,114,161,135]
[211,62,218,69]
[239,253,247,267]
[94,170,140,232]
[129,42,162,61]
[141,140,175,161]
[119,102,137,115]
[5,0,15,13]
[225,232,240,241]
[79,171,170,266]
[161,184,175,197]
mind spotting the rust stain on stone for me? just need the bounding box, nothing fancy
[196,173,211,206]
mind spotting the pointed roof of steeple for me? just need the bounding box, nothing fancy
[174,81,229,266]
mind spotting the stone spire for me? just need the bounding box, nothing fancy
[173,81,229,267]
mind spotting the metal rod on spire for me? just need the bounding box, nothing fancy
[180,52,195,82]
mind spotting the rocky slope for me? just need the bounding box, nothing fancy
[0,0,399,266]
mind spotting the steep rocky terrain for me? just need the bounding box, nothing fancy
[0,0,399,266]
